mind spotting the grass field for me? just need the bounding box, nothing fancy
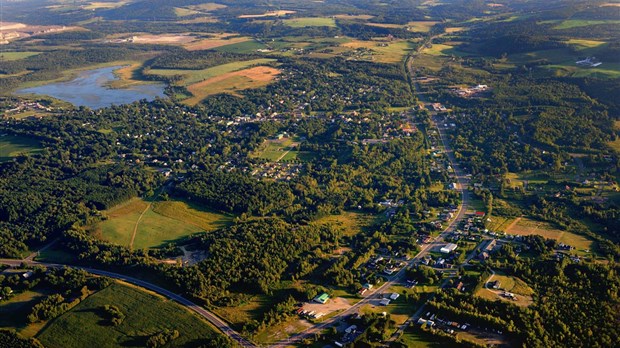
[311,211,377,237]
[505,217,593,253]
[96,198,232,249]
[0,134,42,162]
[341,39,415,63]
[550,19,620,30]
[238,10,296,18]
[0,52,40,61]
[475,272,534,307]
[37,282,222,348]
[187,2,227,11]
[566,39,607,50]
[282,17,337,28]
[422,43,468,57]
[251,136,300,161]
[610,122,620,153]
[0,290,49,335]
[486,215,516,232]
[407,21,439,32]
[184,35,252,51]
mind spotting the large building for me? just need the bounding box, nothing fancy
[440,243,458,254]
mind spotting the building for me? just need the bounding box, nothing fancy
[362,283,374,290]
[314,293,330,304]
[389,293,400,300]
[379,299,391,306]
[440,243,458,254]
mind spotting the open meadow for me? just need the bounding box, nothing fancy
[504,217,594,254]
[95,198,232,249]
[36,282,222,348]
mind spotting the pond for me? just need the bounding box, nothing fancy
[16,66,166,109]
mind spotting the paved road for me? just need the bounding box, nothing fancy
[0,259,256,348]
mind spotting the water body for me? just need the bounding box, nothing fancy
[17,66,166,109]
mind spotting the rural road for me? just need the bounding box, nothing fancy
[0,258,256,348]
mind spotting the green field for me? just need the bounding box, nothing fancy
[213,40,269,53]
[36,282,223,348]
[0,52,40,61]
[0,290,49,334]
[283,17,337,28]
[311,211,377,237]
[146,58,276,86]
[96,198,232,249]
[550,19,620,30]
[422,43,468,57]
[251,136,304,162]
[0,135,42,162]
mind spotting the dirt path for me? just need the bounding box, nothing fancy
[129,202,151,250]
[504,217,522,232]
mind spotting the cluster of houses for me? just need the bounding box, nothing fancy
[418,312,471,335]
[1,100,54,118]
[576,57,602,67]
[251,162,302,181]
[452,84,490,98]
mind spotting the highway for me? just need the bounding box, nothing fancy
[0,259,256,348]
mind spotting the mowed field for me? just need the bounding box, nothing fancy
[0,134,42,162]
[95,198,232,249]
[37,282,222,348]
[250,136,308,162]
[475,272,534,307]
[504,217,593,253]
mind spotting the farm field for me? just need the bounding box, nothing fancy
[406,21,439,32]
[238,10,296,18]
[0,51,40,61]
[548,19,620,30]
[421,43,468,57]
[147,58,275,86]
[95,198,232,249]
[504,217,594,254]
[0,134,42,162]
[185,66,280,104]
[36,282,222,348]
[341,39,415,63]
[282,17,337,28]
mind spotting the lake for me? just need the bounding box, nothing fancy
[16,66,166,109]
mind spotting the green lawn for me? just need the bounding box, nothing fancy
[213,40,269,53]
[97,198,232,249]
[283,17,337,28]
[0,290,49,332]
[0,134,42,162]
[36,282,223,348]
[0,52,40,61]
[311,211,377,237]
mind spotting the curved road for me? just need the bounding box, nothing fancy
[0,259,256,348]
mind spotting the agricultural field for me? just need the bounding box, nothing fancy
[547,19,620,30]
[421,43,468,57]
[36,282,222,348]
[185,65,280,104]
[94,198,232,249]
[0,52,40,61]
[0,134,42,162]
[504,217,594,254]
[282,17,337,28]
[128,34,196,45]
[186,2,227,12]
[341,39,415,63]
[406,21,439,32]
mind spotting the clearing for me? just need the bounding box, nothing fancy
[341,39,415,63]
[475,272,534,307]
[36,282,223,348]
[0,134,42,162]
[95,198,232,249]
[0,290,49,336]
[250,136,302,162]
[0,52,40,61]
[504,217,593,254]
[311,211,377,237]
